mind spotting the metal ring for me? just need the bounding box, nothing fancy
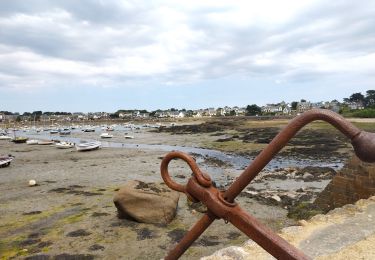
[160,151,211,193]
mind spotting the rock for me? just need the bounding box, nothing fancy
[303,173,314,181]
[271,195,281,202]
[244,190,258,196]
[113,180,179,224]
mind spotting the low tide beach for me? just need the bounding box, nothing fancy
[0,118,369,259]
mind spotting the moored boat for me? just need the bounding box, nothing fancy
[100,133,113,138]
[12,137,28,143]
[37,140,54,145]
[75,141,101,151]
[0,155,14,168]
[59,130,71,135]
[26,139,39,145]
[55,142,75,149]
[0,135,12,140]
[124,134,134,139]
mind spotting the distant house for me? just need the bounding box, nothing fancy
[297,101,312,113]
[192,111,202,118]
[261,104,283,114]
[216,108,225,116]
[139,112,150,118]
[282,106,291,115]
[346,102,364,110]
[169,111,185,118]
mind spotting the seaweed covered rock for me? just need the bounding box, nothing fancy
[113,180,179,224]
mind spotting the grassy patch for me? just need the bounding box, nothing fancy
[287,202,323,220]
[202,140,266,154]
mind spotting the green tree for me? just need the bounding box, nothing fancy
[291,101,298,110]
[246,104,261,116]
[349,92,365,103]
[365,90,375,108]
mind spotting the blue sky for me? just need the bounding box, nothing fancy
[0,1,374,113]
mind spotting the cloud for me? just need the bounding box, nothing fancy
[0,0,374,91]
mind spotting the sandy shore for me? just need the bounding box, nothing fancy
[0,130,295,259]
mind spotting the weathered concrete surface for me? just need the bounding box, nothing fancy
[202,196,375,260]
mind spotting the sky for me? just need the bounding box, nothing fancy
[0,0,374,113]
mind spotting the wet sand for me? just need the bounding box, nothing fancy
[0,130,295,259]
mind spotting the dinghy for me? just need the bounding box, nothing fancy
[100,133,113,138]
[26,139,39,145]
[75,141,101,151]
[55,142,75,149]
[0,135,12,140]
[0,155,14,168]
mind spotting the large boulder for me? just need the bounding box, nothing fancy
[113,180,180,224]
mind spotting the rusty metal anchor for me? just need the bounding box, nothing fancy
[160,109,375,259]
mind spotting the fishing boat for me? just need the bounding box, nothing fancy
[12,137,28,143]
[75,141,101,151]
[26,139,39,145]
[55,142,75,149]
[100,133,113,138]
[0,155,14,168]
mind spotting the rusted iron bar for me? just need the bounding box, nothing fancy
[224,109,364,202]
[185,176,309,259]
[160,109,375,259]
[165,213,215,260]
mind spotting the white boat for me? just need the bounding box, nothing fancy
[100,133,113,138]
[0,155,14,168]
[37,140,54,145]
[124,134,134,139]
[75,141,101,151]
[26,139,39,145]
[0,135,12,140]
[55,142,75,149]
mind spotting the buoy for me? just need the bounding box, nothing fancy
[29,180,36,186]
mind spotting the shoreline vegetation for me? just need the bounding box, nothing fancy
[1,115,374,259]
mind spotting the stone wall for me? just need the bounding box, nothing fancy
[313,155,375,212]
